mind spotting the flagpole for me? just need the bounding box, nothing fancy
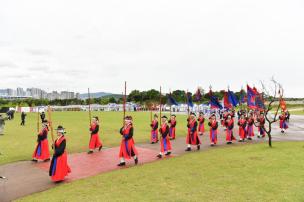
[123,81,127,126]
[159,86,162,124]
[47,106,55,153]
[88,88,92,126]
[169,89,172,117]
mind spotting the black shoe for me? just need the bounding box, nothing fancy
[134,158,138,165]
[99,146,102,151]
[157,154,162,158]
[247,137,252,140]
[32,159,38,162]
[151,142,155,144]
[197,145,200,150]
[44,158,50,162]
[210,144,215,147]
[185,147,191,151]
[165,152,171,156]
[238,140,243,142]
[117,162,126,166]
[87,151,93,154]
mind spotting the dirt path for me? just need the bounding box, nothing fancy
[1,116,303,202]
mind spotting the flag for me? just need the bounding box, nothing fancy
[187,92,194,108]
[209,90,223,109]
[194,88,202,102]
[240,89,246,104]
[168,94,179,106]
[255,91,265,111]
[223,92,232,109]
[247,85,256,109]
[280,97,287,111]
[228,90,239,107]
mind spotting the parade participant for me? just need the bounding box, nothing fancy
[118,116,138,166]
[168,114,177,140]
[150,114,159,144]
[238,114,247,142]
[185,112,201,151]
[225,115,235,144]
[279,111,288,133]
[20,112,26,126]
[49,125,71,182]
[246,113,255,140]
[257,113,266,138]
[88,116,102,154]
[208,113,219,146]
[198,112,205,136]
[0,114,9,135]
[32,120,50,162]
[157,116,172,158]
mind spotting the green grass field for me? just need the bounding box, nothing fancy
[0,111,194,165]
[291,110,304,115]
[17,142,304,202]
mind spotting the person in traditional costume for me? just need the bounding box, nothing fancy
[118,116,138,166]
[32,120,50,162]
[246,113,255,140]
[168,114,177,140]
[198,112,205,136]
[238,114,247,142]
[208,113,219,146]
[279,111,288,133]
[225,115,235,144]
[157,116,172,158]
[150,114,159,144]
[185,112,201,151]
[49,126,71,182]
[257,113,266,138]
[88,116,102,154]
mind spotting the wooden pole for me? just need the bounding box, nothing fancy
[123,81,127,125]
[159,86,162,124]
[47,106,55,152]
[169,89,172,117]
[88,88,92,126]
[37,107,40,133]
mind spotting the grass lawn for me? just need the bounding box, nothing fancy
[0,111,196,165]
[17,142,304,202]
[290,110,304,115]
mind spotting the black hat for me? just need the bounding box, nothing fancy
[55,125,66,133]
[171,114,176,117]
[161,115,168,119]
[125,116,133,120]
[190,112,196,116]
[199,111,204,115]
[93,116,99,121]
[42,119,48,124]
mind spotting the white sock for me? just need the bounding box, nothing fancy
[187,144,191,148]
[120,158,125,163]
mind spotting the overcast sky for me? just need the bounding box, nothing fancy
[0,0,303,97]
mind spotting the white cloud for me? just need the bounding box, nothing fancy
[0,0,303,97]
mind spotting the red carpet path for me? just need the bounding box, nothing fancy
[35,147,158,182]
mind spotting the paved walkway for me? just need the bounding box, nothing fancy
[1,116,303,202]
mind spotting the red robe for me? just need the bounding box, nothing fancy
[89,123,102,150]
[208,120,218,144]
[49,135,71,182]
[119,124,138,159]
[279,115,288,129]
[246,118,255,138]
[198,117,205,134]
[186,119,201,145]
[160,123,172,152]
[150,120,159,143]
[238,118,247,139]
[225,119,235,142]
[168,119,176,139]
[32,127,50,160]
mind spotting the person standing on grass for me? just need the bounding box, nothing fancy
[20,112,26,126]
[49,125,71,182]
[208,113,218,146]
[157,115,172,158]
[246,113,255,140]
[118,116,138,166]
[225,115,235,144]
[198,112,205,136]
[185,112,201,151]
[88,116,102,154]
[0,114,9,135]
[279,111,288,134]
[150,114,159,144]
[257,113,266,138]
[32,120,51,162]
[168,114,177,140]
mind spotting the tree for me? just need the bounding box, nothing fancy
[260,78,284,147]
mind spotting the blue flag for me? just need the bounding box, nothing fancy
[187,93,194,108]
[168,94,179,106]
[228,90,239,107]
